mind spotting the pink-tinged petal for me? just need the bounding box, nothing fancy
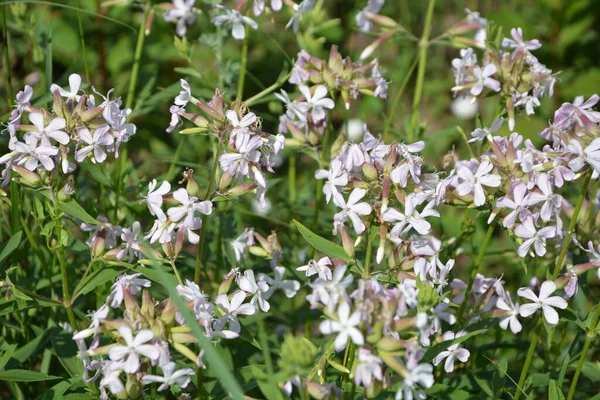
[108,345,130,361]
[482,63,496,77]
[156,181,171,195]
[46,117,66,132]
[351,202,372,216]
[348,327,364,346]
[334,331,349,352]
[538,226,556,239]
[433,351,450,366]
[172,188,189,205]
[319,320,342,335]
[136,344,160,360]
[473,183,486,206]
[48,130,70,145]
[93,146,107,163]
[470,81,484,96]
[544,296,567,309]
[538,281,556,301]
[124,352,140,373]
[78,127,93,144]
[479,174,501,187]
[230,291,247,311]
[132,329,154,347]
[225,110,240,126]
[313,85,328,101]
[118,326,134,345]
[382,208,404,223]
[541,304,559,325]
[517,287,538,302]
[29,112,45,130]
[518,303,539,317]
[298,85,311,101]
[444,354,456,373]
[349,212,366,234]
[510,317,522,334]
[347,188,366,207]
[337,302,350,322]
[68,73,82,94]
[533,239,547,257]
[455,348,470,362]
[167,206,188,222]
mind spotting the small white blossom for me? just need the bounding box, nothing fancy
[518,280,567,324]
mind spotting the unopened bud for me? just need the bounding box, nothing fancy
[11,165,42,187]
[340,226,355,258]
[125,376,142,399]
[227,183,257,197]
[219,172,234,191]
[362,163,378,181]
[179,169,200,197]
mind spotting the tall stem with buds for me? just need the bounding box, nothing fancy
[408,0,436,143]
[457,222,495,325]
[515,171,592,400]
[567,304,600,400]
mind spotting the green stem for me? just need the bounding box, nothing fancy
[125,1,150,110]
[245,70,293,106]
[170,260,183,285]
[58,236,77,328]
[383,55,418,143]
[2,0,13,101]
[408,0,436,143]
[236,25,250,102]
[457,223,494,325]
[552,171,592,280]
[567,304,600,400]
[194,144,222,285]
[363,225,374,279]
[289,152,297,205]
[514,318,541,400]
[75,0,90,82]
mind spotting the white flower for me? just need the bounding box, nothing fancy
[238,270,271,312]
[107,273,151,308]
[514,217,555,257]
[176,279,213,319]
[456,160,501,206]
[568,138,600,175]
[297,256,332,280]
[275,89,309,121]
[354,348,383,388]
[253,0,282,16]
[383,194,439,237]
[117,222,141,262]
[259,266,300,298]
[141,361,194,391]
[13,137,58,171]
[211,6,258,40]
[226,110,256,148]
[309,264,353,310]
[142,180,171,222]
[395,362,434,400]
[333,188,372,234]
[285,0,316,33]
[502,27,541,54]
[496,182,534,228]
[496,292,522,333]
[230,228,254,262]
[108,326,159,373]
[299,85,335,122]
[315,159,348,203]
[527,174,562,222]
[50,73,82,101]
[75,125,113,164]
[469,117,504,143]
[319,301,364,352]
[174,79,192,107]
[214,291,256,333]
[167,188,213,227]
[517,280,567,324]
[433,331,470,373]
[470,64,500,96]
[164,0,196,37]
[28,113,69,145]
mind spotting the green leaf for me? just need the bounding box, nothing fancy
[423,328,487,362]
[293,220,351,262]
[557,354,570,388]
[473,373,494,397]
[59,200,100,225]
[75,267,122,297]
[50,327,83,379]
[548,379,565,400]
[174,67,202,79]
[34,378,79,400]
[0,369,60,382]
[0,231,22,265]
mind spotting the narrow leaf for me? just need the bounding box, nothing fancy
[0,231,22,265]
[0,369,60,382]
[59,200,100,225]
[293,220,351,262]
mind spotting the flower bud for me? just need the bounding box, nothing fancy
[179,169,200,197]
[376,337,406,352]
[11,165,42,187]
[362,163,378,181]
[57,176,75,201]
[340,225,355,258]
[125,375,143,399]
[140,290,155,320]
[219,172,234,191]
[227,183,257,197]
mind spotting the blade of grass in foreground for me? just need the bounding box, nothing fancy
[142,243,245,400]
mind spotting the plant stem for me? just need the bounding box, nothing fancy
[245,70,293,106]
[567,304,600,400]
[363,226,374,279]
[457,222,494,325]
[170,260,183,285]
[289,152,297,205]
[514,318,541,400]
[194,144,222,285]
[125,1,150,110]
[408,0,436,143]
[75,0,90,82]
[552,171,592,280]
[383,55,418,143]
[57,232,77,328]
[236,25,250,102]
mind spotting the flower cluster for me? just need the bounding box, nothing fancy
[0,74,136,187]
[452,26,558,131]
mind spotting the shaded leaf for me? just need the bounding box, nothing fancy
[293,220,351,262]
